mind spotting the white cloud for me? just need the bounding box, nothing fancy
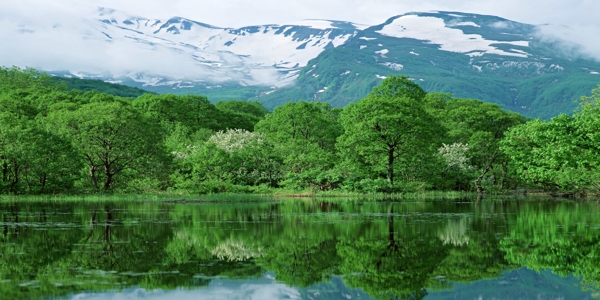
[2,0,598,29]
[0,12,203,79]
[534,24,600,61]
[0,1,359,86]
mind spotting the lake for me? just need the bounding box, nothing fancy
[1,197,599,299]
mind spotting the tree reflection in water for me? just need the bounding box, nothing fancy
[0,199,599,299]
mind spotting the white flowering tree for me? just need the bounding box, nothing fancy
[209,129,265,152]
[438,143,471,171]
[184,129,283,190]
[212,239,264,262]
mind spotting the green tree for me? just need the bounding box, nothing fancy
[132,93,224,132]
[439,99,526,193]
[0,113,79,194]
[0,66,57,91]
[215,100,269,119]
[215,99,269,131]
[180,129,283,192]
[369,75,427,101]
[255,101,343,189]
[255,100,342,152]
[501,85,600,194]
[337,77,444,187]
[47,99,170,191]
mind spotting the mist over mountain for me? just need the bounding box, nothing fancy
[1,6,599,118]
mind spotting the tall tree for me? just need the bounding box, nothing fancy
[439,99,526,193]
[337,76,444,187]
[48,99,169,191]
[255,101,343,189]
[255,100,342,152]
[132,94,224,132]
[369,75,427,101]
[0,113,79,194]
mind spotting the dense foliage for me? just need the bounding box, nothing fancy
[501,85,600,195]
[1,67,598,195]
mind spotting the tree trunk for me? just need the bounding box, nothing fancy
[39,173,47,194]
[474,165,492,194]
[103,173,113,190]
[89,166,99,190]
[388,203,396,249]
[2,160,7,183]
[8,164,19,194]
[3,213,8,237]
[387,148,394,186]
[104,206,113,251]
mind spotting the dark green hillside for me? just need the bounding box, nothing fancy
[52,77,153,98]
[139,82,271,102]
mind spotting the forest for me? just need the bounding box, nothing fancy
[1,66,599,196]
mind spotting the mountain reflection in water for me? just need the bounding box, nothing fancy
[0,198,599,299]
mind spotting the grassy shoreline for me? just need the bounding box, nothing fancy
[0,189,570,203]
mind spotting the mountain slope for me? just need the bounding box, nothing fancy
[5,8,600,118]
[14,7,362,90]
[258,12,600,118]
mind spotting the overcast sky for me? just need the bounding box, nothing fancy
[1,0,598,28]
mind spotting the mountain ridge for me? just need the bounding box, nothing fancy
[257,11,600,118]
[4,8,600,118]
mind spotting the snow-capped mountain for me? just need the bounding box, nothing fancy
[5,7,363,88]
[260,12,600,118]
[3,8,600,118]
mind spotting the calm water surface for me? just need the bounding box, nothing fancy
[1,197,600,299]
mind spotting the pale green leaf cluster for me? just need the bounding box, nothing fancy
[438,143,471,171]
[209,129,265,153]
[211,239,264,262]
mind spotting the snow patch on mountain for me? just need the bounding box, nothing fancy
[105,12,361,86]
[375,49,389,57]
[450,21,480,28]
[376,15,529,58]
[380,62,403,71]
[471,61,566,74]
[252,19,369,31]
[294,20,336,30]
